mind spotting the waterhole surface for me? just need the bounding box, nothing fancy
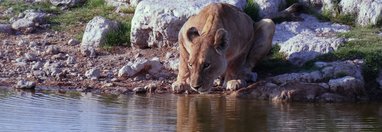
[0,88,381,131]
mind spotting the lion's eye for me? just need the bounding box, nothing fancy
[188,63,192,68]
[203,63,210,69]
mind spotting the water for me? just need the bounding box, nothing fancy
[0,88,381,132]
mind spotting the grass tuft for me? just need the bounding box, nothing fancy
[244,0,261,22]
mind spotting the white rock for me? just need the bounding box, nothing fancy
[164,58,179,70]
[23,10,47,24]
[66,56,76,64]
[273,14,350,65]
[32,61,43,70]
[130,0,142,7]
[81,16,119,56]
[15,80,36,89]
[85,68,101,80]
[131,0,247,48]
[279,32,345,66]
[46,45,60,55]
[252,0,285,18]
[328,76,364,94]
[50,0,85,7]
[357,0,382,26]
[67,38,80,46]
[118,57,164,77]
[11,18,35,33]
[339,0,361,15]
[105,0,129,7]
[24,53,38,61]
[118,64,135,77]
[17,39,29,46]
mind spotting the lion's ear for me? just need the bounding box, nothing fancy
[214,28,229,55]
[186,27,199,42]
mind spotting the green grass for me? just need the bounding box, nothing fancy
[306,28,382,94]
[0,0,61,23]
[244,0,260,22]
[48,0,132,47]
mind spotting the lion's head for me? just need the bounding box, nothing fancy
[185,20,230,93]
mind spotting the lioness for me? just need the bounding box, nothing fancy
[172,3,275,93]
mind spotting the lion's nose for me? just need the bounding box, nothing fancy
[191,85,202,90]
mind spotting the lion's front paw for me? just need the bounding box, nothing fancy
[171,81,190,93]
[225,79,247,91]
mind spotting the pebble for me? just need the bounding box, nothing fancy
[15,80,36,89]
[66,56,76,64]
[67,39,80,46]
[32,61,43,70]
[85,68,101,80]
[24,53,37,61]
[133,87,147,94]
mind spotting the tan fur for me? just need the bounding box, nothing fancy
[172,3,275,93]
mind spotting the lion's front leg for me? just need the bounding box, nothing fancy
[223,59,249,91]
[172,40,191,93]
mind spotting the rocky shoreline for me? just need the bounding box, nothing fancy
[1,0,382,102]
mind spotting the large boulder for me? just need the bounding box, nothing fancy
[273,14,350,66]
[80,16,120,56]
[301,0,382,26]
[49,0,85,7]
[252,0,286,18]
[130,0,247,48]
[357,0,382,26]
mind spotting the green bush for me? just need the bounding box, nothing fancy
[244,0,261,22]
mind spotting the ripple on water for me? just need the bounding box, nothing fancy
[0,88,381,131]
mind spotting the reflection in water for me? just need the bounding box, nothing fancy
[0,88,381,131]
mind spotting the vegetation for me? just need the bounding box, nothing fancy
[48,0,133,47]
[244,0,260,22]
[0,0,132,47]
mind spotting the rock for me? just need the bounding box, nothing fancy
[81,16,119,56]
[271,60,364,85]
[2,40,10,45]
[279,32,345,66]
[164,58,179,71]
[144,83,157,93]
[85,68,101,80]
[45,45,60,55]
[118,57,163,77]
[11,18,35,33]
[50,0,85,7]
[17,39,29,46]
[66,56,76,64]
[81,47,97,57]
[273,14,350,65]
[357,0,382,26]
[133,87,146,94]
[0,24,14,34]
[339,0,361,15]
[67,38,80,45]
[15,80,36,89]
[328,76,364,96]
[105,0,129,8]
[319,93,350,102]
[252,0,286,18]
[32,61,43,70]
[118,65,134,77]
[130,0,142,7]
[131,0,247,48]
[23,10,47,24]
[24,53,38,61]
